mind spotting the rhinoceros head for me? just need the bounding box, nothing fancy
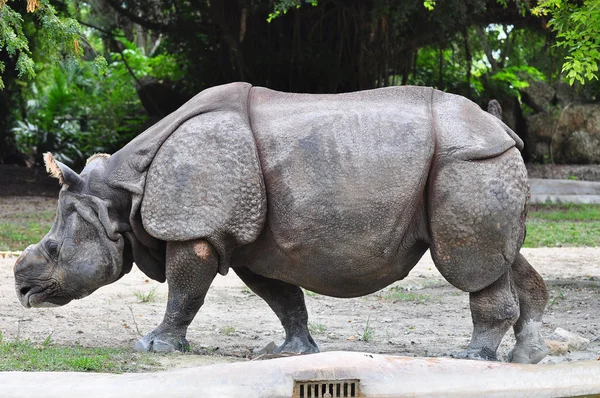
[14,153,133,308]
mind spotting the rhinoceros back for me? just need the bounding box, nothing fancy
[248,86,435,274]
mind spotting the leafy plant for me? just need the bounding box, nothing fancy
[382,287,431,303]
[219,326,236,336]
[134,286,158,303]
[357,317,374,342]
[308,321,327,335]
[0,0,105,89]
[533,0,600,85]
[11,35,185,167]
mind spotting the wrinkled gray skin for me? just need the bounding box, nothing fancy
[14,83,548,363]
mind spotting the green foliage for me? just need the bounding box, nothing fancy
[0,0,90,88]
[491,66,545,89]
[267,0,318,22]
[13,61,144,166]
[533,0,600,85]
[423,1,436,11]
[12,36,181,167]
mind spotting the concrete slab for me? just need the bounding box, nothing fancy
[2,352,600,398]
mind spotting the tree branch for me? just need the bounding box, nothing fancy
[475,25,498,72]
[77,20,125,37]
[104,0,170,32]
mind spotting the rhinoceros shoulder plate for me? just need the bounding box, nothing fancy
[141,84,267,257]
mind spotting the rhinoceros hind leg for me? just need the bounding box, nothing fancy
[507,253,548,364]
[454,269,519,361]
[233,267,319,354]
[135,240,218,353]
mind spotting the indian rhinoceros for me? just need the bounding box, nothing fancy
[13,83,549,363]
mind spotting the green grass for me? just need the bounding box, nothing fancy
[357,317,374,342]
[134,286,158,303]
[308,321,327,335]
[381,287,431,303]
[0,210,54,251]
[0,334,159,372]
[524,204,600,248]
[219,326,236,335]
[302,288,317,297]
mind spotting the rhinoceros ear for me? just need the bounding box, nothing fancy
[43,152,83,187]
[141,92,266,269]
[86,153,111,166]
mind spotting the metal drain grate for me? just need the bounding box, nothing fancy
[293,379,361,398]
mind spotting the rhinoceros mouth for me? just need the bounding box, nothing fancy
[21,286,72,308]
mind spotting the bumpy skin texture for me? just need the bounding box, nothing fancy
[13,83,547,363]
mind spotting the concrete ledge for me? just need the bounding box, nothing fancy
[2,352,600,397]
[529,178,600,204]
[530,194,600,204]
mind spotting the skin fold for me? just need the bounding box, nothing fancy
[14,83,548,364]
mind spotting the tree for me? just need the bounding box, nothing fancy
[533,0,600,85]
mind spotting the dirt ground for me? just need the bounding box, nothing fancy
[0,197,599,370]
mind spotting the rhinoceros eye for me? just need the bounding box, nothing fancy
[45,240,59,259]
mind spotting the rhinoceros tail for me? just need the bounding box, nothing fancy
[498,118,523,151]
[487,99,524,151]
[487,99,503,120]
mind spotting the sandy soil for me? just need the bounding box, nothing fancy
[1,246,599,369]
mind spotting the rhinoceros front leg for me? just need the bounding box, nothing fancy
[233,267,319,354]
[135,240,218,352]
[454,270,520,361]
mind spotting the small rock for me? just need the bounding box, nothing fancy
[347,335,356,341]
[253,341,277,355]
[546,340,569,356]
[550,327,590,351]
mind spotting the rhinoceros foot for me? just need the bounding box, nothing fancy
[508,344,548,364]
[135,332,190,353]
[452,348,498,362]
[274,335,319,355]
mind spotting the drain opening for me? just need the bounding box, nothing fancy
[293,379,360,398]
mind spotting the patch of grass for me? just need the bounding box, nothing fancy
[550,290,566,306]
[523,221,600,248]
[381,287,431,303]
[524,204,600,248]
[308,321,327,335]
[0,333,158,372]
[220,326,236,336]
[134,286,158,303]
[302,288,317,297]
[357,317,374,342]
[240,286,254,295]
[528,203,600,221]
[1,210,56,223]
[0,209,55,251]
[0,222,52,251]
